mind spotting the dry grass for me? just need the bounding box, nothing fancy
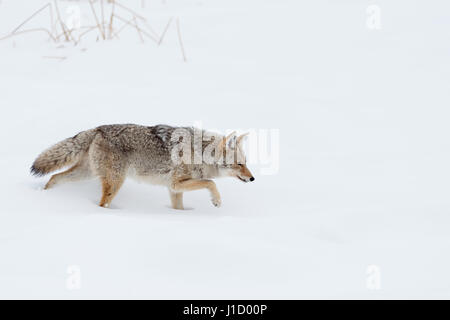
[0,0,188,61]
[176,17,187,62]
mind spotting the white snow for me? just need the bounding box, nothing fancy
[1,0,450,299]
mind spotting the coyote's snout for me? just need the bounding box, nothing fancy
[31,124,254,209]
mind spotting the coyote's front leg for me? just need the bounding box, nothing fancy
[170,179,221,208]
[169,190,184,210]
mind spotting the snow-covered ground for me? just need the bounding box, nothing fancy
[1,0,450,299]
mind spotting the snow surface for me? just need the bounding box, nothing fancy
[1,0,450,299]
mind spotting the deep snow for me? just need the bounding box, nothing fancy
[1,0,450,299]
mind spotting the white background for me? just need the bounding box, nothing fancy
[0,0,449,298]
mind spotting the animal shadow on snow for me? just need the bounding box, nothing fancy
[33,178,200,214]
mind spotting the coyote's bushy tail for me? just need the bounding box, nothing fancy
[31,129,96,176]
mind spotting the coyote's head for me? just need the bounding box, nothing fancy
[216,132,255,183]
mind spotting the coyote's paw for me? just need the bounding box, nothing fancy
[211,196,221,208]
[43,182,53,190]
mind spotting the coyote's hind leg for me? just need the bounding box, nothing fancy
[169,190,184,210]
[44,159,91,190]
[89,134,127,208]
[99,174,125,208]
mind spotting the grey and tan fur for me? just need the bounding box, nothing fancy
[31,124,254,209]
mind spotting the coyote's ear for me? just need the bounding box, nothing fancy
[216,131,236,154]
[237,132,249,147]
[226,131,236,149]
[225,131,236,141]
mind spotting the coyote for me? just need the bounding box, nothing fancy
[31,124,254,209]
